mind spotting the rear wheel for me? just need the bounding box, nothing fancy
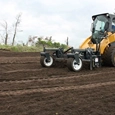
[40,56,53,67]
[102,46,115,66]
[67,58,83,72]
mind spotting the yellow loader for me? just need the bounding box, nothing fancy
[40,13,115,72]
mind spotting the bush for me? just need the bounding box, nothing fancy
[36,39,68,49]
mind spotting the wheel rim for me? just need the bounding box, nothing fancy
[44,57,53,67]
[72,58,82,71]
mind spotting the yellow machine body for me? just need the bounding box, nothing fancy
[79,32,115,54]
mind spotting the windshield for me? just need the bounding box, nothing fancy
[93,15,108,32]
[92,15,108,43]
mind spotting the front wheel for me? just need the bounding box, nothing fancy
[102,46,115,66]
[40,56,54,67]
[67,58,83,72]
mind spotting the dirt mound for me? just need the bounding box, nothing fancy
[0,52,115,115]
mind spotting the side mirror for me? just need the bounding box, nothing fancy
[104,22,109,31]
[90,23,93,32]
[90,23,95,33]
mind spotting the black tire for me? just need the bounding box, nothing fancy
[40,56,54,67]
[102,46,115,66]
[67,58,83,72]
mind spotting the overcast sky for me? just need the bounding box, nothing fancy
[0,0,115,47]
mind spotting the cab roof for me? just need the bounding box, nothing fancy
[92,13,115,20]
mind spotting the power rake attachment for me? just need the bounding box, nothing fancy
[40,46,101,71]
[40,47,73,67]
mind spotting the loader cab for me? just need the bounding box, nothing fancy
[91,13,109,44]
[91,13,115,44]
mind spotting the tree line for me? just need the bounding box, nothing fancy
[0,13,69,49]
[27,36,68,49]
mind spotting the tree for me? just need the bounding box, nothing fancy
[26,35,38,46]
[0,20,9,45]
[12,13,22,46]
[0,13,22,45]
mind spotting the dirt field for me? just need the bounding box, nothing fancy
[0,50,115,115]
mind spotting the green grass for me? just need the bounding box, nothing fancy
[0,45,43,52]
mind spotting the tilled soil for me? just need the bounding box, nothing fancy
[0,50,115,115]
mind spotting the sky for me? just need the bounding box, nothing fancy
[0,0,115,47]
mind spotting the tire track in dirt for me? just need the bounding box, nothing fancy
[0,71,115,93]
[1,69,43,74]
[0,63,40,72]
[0,57,40,64]
[0,51,40,57]
[0,81,115,96]
[0,70,115,83]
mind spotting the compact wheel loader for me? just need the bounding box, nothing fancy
[40,13,115,72]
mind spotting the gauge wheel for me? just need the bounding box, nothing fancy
[67,58,83,72]
[40,56,54,67]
